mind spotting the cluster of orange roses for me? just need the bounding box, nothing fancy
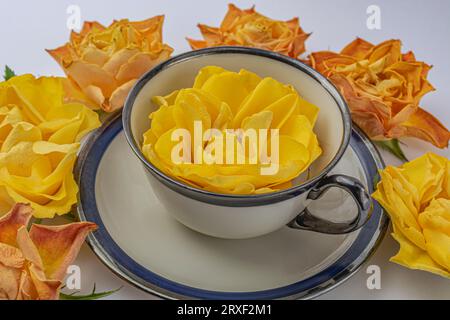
[187,4,449,150]
[48,4,449,150]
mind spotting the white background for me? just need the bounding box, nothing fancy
[1,0,449,299]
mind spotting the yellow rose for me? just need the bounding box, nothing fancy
[0,75,100,144]
[187,4,310,59]
[47,16,174,112]
[0,204,97,300]
[142,66,322,194]
[310,38,450,148]
[372,153,450,278]
[0,75,100,218]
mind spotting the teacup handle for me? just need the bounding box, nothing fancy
[288,175,372,234]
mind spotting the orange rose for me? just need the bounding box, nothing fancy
[0,204,97,300]
[310,38,450,148]
[187,4,310,59]
[47,16,173,112]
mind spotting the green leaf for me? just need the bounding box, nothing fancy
[62,210,78,222]
[60,284,122,300]
[3,65,16,81]
[375,139,409,163]
[94,109,110,123]
[33,218,43,225]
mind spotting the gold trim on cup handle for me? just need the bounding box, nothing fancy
[288,175,373,234]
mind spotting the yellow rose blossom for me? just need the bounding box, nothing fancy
[0,75,100,218]
[142,66,322,194]
[0,203,97,300]
[0,75,100,144]
[187,4,310,59]
[372,153,450,278]
[47,16,174,112]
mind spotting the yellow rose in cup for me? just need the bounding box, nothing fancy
[0,75,100,218]
[142,66,322,194]
[372,153,450,278]
[48,16,174,112]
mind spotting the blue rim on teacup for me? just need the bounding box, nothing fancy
[123,46,352,207]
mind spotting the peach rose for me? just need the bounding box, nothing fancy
[187,4,310,59]
[48,16,174,112]
[0,204,97,300]
[310,38,450,148]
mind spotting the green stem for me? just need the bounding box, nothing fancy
[374,139,409,163]
[60,284,122,300]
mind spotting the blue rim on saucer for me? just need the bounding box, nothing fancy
[75,112,388,300]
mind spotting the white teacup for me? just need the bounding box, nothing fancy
[123,47,372,239]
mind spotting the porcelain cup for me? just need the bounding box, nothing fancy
[123,47,372,239]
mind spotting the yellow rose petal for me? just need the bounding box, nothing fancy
[391,223,450,279]
[200,70,260,115]
[233,77,293,127]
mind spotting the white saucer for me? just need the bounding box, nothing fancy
[75,113,388,300]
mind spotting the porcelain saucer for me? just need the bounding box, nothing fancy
[75,113,388,300]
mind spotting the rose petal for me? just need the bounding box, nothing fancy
[102,48,140,76]
[130,15,164,34]
[8,75,64,124]
[16,270,35,300]
[16,226,45,278]
[186,38,208,50]
[0,203,32,246]
[418,199,450,272]
[0,262,22,300]
[109,79,137,112]
[198,68,261,115]
[28,264,61,300]
[260,94,297,129]
[65,61,117,98]
[0,243,24,268]
[391,223,450,278]
[341,37,374,59]
[232,77,293,127]
[242,110,273,130]
[115,50,172,85]
[400,107,450,148]
[28,222,97,281]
